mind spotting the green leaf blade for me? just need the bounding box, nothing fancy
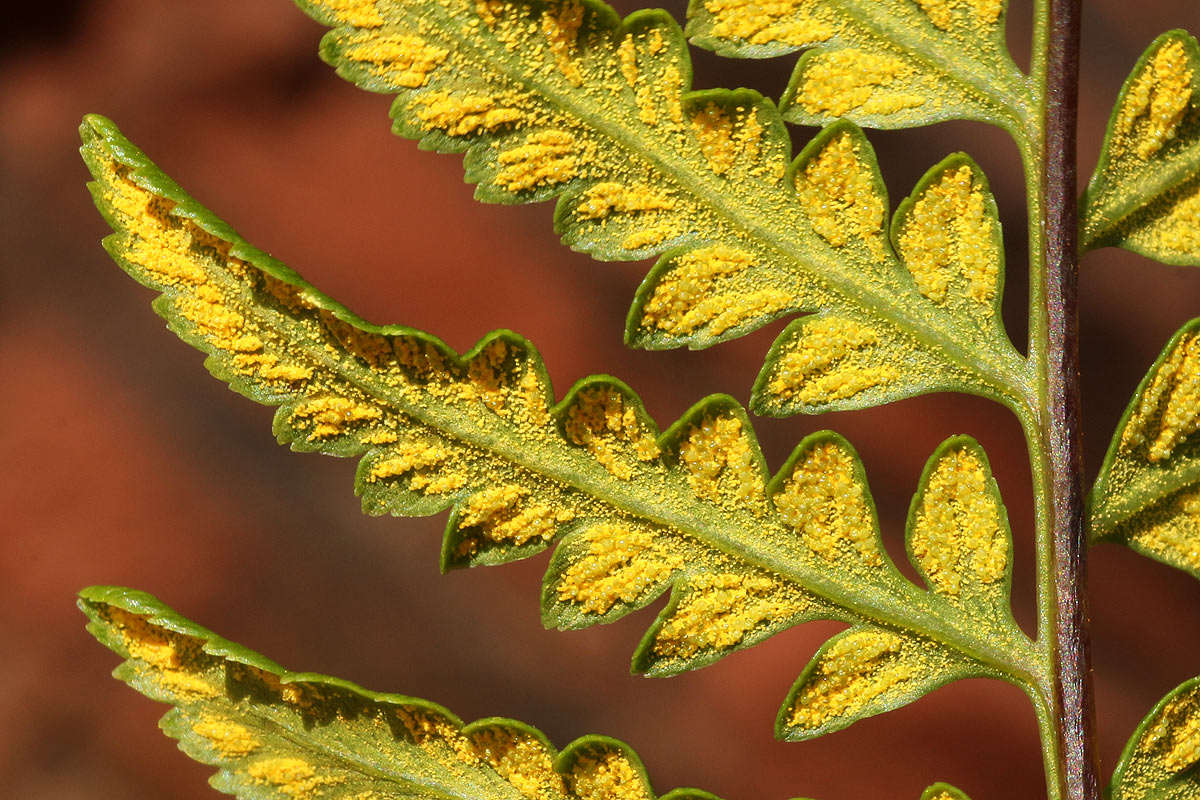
[1110,674,1200,800]
[1090,318,1200,580]
[1082,30,1200,264]
[82,114,1039,741]
[292,0,1030,416]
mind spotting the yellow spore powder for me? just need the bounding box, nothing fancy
[640,245,793,337]
[556,525,682,614]
[106,608,221,700]
[679,413,763,505]
[797,132,886,260]
[564,386,660,479]
[496,130,580,192]
[471,728,566,798]
[800,49,926,118]
[567,751,651,800]
[1138,182,1200,258]
[1115,39,1194,160]
[1139,688,1200,774]
[774,441,881,567]
[910,447,1007,596]
[690,104,762,176]
[703,0,835,47]
[574,182,675,220]
[192,715,260,758]
[541,1,586,86]
[290,396,383,441]
[411,91,525,137]
[1127,487,1200,573]
[652,572,804,658]
[457,484,572,546]
[898,165,998,309]
[790,629,913,730]
[767,316,898,406]
[247,757,341,798]
[914,0,1003,31]
[319,0,384,28]
[343,33,449,88]
[1121,332,1200,462]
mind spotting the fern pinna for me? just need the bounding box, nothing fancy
[76,0,1200,799]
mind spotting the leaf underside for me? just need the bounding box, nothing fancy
[1110,672,1200,800]
[685,0,1030,131]
[291,0,1028,417]
[1090,318,1200,580]
[80,587,974,800]
[1082,30,1200,265]
[81,114,1037,740]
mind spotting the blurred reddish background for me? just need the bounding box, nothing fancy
[3,1,1200,798]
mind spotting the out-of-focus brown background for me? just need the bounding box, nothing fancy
[3,1,1200,798]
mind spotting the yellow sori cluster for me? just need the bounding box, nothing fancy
[246,757,343,797]
[563,386,660,480]
[411,91,526,137]
[899,165,998,308]
[367,439,469,494]
[541,1,586,86]
[640,244,792,337]
[768,316,899,405]
[702,0,836,47]
[1140,182,1200,257]
[791,629,914,729]
[319,0,385,28]
[470,728,566,798]
[652,571,804,658]
[690,103,763,176]
[289,396,384,441]
[679,413,763,505]
[796,132,886,260]
[1140,688,1200,773]
[342,31,449,88]
[192,715,261,758]
[1128,487,1200,572]
[1122,332,1200,462]
[109,608,221,700]
[1115,39,1194,160]
[457,483,574,547]
[910,447,1006,597]
[566,751,651,800]
[800,49,926,118]
[914,0,1003,31]
[574,181,675,221]
[495,130,582,192]
[773,440,882,567]
[556,525,683,614]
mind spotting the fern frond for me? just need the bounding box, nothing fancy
[291,0,1030,416]
[80,587,975,800]
[684,0,1030,131]
[1090,318,1200,580]
[1109,672,1200,800]
[1082,30,1200,264]
[81,114,1040,740]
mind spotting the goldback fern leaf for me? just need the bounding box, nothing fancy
[1109,673,1200,800]
[80,586,974,800]
[1082,31,1200,264]
[292,0,1031,417]
[81,113,1043,742]
[1090,318,1200,580]
[684,0,1030,131]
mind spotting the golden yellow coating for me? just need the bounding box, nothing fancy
[318,0,384,28]
[563,386,660,480]
[566,751,651,800]
[690,103,763,176]
[574,182,675,220]
[470,728,566,799]
[496,130,580,192]
[1135,182,1200,258]
[192,715,261,757]
[898,165,998,309]
[1121,332,1200,462]
[105,608,221,700]
[411,91,526,136]
[555,525,683,614]
[1114,39,1194,160]
[1139,687,1200,774]
[702,0,836,47]
[767,316,899,405]
[680,413,763,506]
[774,441,882,567]
[457,484,573,546]
[914,0,1003,31]
[652,572,805,658]
[343,32,449,88]
[800,50,926,118]
[910,447,1007,597]
[617,35,638,88]
[790,629,914,729]
[247,757,342,798]
[290,396,384,440]
[796,132,886,260]
[640,245,793,337]
[541,1,586,86]
[1126,487,1200,572]
[366,439,467,496]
